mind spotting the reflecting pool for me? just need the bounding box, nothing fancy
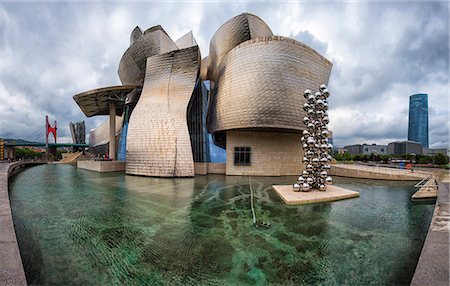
[9,164,433,285]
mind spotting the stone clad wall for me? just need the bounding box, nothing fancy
[225,130,304,176]
[125,46,200,177]
[328,165,425,181]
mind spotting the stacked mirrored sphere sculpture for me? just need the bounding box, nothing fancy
[293,84,333,192]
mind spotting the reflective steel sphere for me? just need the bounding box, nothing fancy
[295,84,332,192]
[293,183,301,192]
[302,183,310,192]
[325,176,333,185]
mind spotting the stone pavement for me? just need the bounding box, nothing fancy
[411,177,438,201]
[411,180,449,286]
[0,162,27,286]
[330,164,428,181]
[272,184,359,205]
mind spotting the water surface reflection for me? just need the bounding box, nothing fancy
[9,165,433,285]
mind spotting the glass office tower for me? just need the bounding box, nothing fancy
[408,93,428,148]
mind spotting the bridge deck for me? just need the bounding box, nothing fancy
[5,143,89,148]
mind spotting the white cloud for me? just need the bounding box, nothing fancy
[0,1,448,149]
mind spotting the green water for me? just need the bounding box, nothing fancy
[9,164,433,285]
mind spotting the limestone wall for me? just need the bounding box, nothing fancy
[329,164,426,181]
[225,130,304,176]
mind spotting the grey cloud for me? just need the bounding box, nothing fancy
[0,2,448,149]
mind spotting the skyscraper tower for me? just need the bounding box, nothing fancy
[408,93,429,148]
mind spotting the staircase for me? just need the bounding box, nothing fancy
[57,151,83,164]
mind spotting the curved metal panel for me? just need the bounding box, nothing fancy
[130,26,143,45]
[118,25,178,85]
[126,46,200,177]
[175,31,197,49]
[89,116,123,147]
[207,13,273,82]
[199,56,208,80]
[207,36,332,134]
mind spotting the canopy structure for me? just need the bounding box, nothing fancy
[73,85,141,117]
[73,85,141,160]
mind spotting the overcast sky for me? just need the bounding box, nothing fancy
[0,1,448,148]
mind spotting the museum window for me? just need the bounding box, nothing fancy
[234,147,251,166]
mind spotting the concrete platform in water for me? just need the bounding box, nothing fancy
[411,177,438,202]
[77,160,125,172]
[272,185,359,205]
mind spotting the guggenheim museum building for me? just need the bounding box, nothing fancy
[74,13,332,177]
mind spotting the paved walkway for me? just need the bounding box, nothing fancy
[0,162,41,286]
[411,177,438,201]
[411,179,449,286]
[330,163,429,181]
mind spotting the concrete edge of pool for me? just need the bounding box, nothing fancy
[0,162,45,286]
[411,180,450,286]
[272,184,360,205]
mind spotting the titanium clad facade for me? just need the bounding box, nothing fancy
[207,36,332,134]
[408,93,429,148]
[125,46,200,177]
[130,26,143,45]
[118,26,178,85]
[207,13,273,81]
[74,13,334,177]
[175,31,198,49]
[89,116,123,148]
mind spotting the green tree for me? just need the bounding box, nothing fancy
[433,153,449,165]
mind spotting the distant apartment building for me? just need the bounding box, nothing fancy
[408,94,428,148]
[362,144,387,155]
[387,141,422,155]
[328,130,334,146]
[344,143,387,155]
[422,148,450,157]
[344,144,363,155]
